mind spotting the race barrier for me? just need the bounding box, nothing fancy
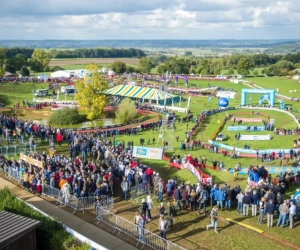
[228,166,299,175]
[130,183,154,203]
[239,106,300,127]
[231,117,262,122]
[208,139,294,154]
[227,125,265,131]
[95,206,187,250]
[0,145,17,156]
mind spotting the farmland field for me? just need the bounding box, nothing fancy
[49,58,140,67]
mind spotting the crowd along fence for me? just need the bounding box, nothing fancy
[2,168,114,214]
[95,206,187,250]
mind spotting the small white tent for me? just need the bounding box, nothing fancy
[51,71,71,78]
[37,74,48,82]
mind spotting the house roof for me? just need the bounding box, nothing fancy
[0,210,41,247]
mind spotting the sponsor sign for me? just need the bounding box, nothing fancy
[19,153,44,168]
[132,146,163,160]
[216,91,236,99]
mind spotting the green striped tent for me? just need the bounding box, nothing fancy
[106,85,180,105]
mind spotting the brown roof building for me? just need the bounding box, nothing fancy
[0,210,41,250]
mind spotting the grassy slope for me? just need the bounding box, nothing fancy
[1,78,300,249]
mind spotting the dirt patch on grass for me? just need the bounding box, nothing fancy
[49,58,139,66]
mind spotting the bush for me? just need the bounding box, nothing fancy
[20,66,30,76]
[51,65,65,71]
[49,108,84,125]
[115,98,137,124]
[0,187,90,250]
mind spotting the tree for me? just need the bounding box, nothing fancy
[253,69,259,76]
[0,47,6,67]
[125,65,135,73]
[75,64,108,120]
[237,57,251,75]
[111,61,126,74]
[29,59,44,73]
[228,68,235,75]
[0,67,4,77]
[185,51,193,56]
[6,54,28,71]
[138,57,152,73]
[31,48,50,70]
[115,98,137,124]
[20,66,30,76]
[5,64,16,74]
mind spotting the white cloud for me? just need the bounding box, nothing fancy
[0,0,299,39]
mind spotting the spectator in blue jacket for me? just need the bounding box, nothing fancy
[166,180,173,202]
[251,190,259,216]
[214,188,225,211]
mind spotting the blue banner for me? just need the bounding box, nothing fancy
[227,125,265,131]
[208,140,292,154]
[228,167,298,175]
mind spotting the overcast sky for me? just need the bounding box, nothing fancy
[1,0,300,39]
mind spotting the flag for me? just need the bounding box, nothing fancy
[208,96,212,103]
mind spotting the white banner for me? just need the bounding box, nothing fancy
[132,146,163,160]
[216,91,236,99]
[239,135,271,141]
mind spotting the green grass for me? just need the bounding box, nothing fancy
[244,77,300,98]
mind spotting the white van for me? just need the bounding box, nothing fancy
[61,86,76,94]
[34,89,48,97]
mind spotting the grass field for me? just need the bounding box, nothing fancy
[245,77,300,98]
[1,76,300,250]
[49,58,139,67]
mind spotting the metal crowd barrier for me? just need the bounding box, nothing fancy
[56,191,82,214]
[42,183,60,200]
[95,206,187,250]
[130,184,154,203]
[77,196,97,214]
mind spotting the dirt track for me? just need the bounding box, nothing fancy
[49,58,139,66]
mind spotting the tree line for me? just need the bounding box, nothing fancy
[145,52,300,76]
[1,47,145,59]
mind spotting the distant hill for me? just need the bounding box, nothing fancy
[0,39,300,51]
[265,42,300,54]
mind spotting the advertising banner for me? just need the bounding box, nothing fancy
[19,153,44,168]
[132,146,163,160]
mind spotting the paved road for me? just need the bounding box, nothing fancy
[0,177,137,250]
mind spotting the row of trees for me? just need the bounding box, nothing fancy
[0,47,50,75]
[49,48,146,59]
[142,53,300,75]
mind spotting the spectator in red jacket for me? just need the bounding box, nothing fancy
[56,132,63,146]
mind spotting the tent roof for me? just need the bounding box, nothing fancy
[106,85,178,100]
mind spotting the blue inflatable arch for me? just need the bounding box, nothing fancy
[241,89,275,106]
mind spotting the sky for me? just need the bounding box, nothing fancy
[1,0,300,40]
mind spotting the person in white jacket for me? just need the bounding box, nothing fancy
[147,195,153,221]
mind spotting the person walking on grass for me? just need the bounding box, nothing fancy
[121,176,129,201]
[206,206,219,233]
[167,201,177,230]
[158,216,168,245]
[266,200,275,227]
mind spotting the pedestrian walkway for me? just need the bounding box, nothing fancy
[0,177,137,250]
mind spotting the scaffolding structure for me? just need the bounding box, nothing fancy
[156,119,175,151]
